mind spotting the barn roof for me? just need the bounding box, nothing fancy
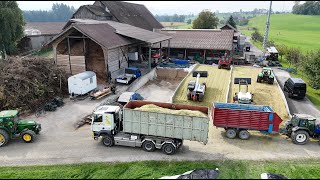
[99,1,163,31]
[83,5,112,17]
[24,22,65,36]
[156,29,234,51]
[48,19,171,49]
[220,24,238,32]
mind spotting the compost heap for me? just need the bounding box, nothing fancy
[134,104,207,117]
[0,57,68,111]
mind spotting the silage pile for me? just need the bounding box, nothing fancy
[134,104,207,117]
[0,56,68,111]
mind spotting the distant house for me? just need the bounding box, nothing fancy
[18,22,65,53]
[154,29,234,64]
[47,19,171,83]
[68,1,164,31]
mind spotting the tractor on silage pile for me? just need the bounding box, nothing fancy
[187,71,208,102]
[257,67,274,84]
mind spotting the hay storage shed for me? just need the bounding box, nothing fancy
[68,71,97,95]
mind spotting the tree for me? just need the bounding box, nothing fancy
[286,47,302,70]
[276,44,288,62]
[187,19,192,24]
[0,1,25,58]
[192,10,219,29]
[302,50,320,89]
[226,15,237,29]
[251,28,263,42]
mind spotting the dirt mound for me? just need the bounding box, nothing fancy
[0,57,68,111]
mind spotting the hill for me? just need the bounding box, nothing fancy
[240,14,320,52]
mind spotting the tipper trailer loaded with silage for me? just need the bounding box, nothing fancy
[91,101,209,155]
[212,102,283,140]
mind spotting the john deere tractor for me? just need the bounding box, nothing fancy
[257,67,274,84]
[0,110,41,147]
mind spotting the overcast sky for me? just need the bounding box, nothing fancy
[17,1,295,15]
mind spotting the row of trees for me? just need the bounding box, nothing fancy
[154,14,194,22]
[292,1,320,15]
[192,10,237,29]
[23,3,76,22]
[277,44,320,89]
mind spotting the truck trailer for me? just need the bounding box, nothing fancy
[91,100,209,155]
[212,102,283,140]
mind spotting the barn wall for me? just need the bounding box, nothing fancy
[107,46,129,79]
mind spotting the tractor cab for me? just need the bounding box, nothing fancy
[0,110,41,147]
[287,114,317,130]
[257,67,274,84]
[218,53,232,70]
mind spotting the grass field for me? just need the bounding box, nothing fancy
[229,67,288,120]
[1,160,320,179]
[173,64,230,107]
[240,14,320,53]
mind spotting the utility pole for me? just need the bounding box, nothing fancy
[262,1,272,51]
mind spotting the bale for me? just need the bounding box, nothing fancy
[134,104,207,117]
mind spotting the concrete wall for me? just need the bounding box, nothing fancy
[225,65,234,103]
[127,68,157,92]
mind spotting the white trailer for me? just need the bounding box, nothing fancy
[68,71,97,96]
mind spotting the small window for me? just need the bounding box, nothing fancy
[93,114,103,122]
[90,77,93,84]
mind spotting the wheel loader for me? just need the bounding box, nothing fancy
[187,71,208,102]
[233,78,254,104]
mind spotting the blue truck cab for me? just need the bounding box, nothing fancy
[116,67,141,84]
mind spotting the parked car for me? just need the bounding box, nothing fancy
[116,67,141,84]
[117,92,144,105]
[283,77,306,99]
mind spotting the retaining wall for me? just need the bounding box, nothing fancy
[274,74,291,118]
[225,65,234,103]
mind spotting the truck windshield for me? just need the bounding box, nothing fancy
[93,114,103,122]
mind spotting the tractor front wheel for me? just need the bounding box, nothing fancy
[218,64,221,69]
[21,130,35,143]
[0,129,9,147]
[291,130,309,145]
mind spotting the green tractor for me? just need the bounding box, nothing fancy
[0,110,41,147]
[257,67,274,84]
[282,114,320,145]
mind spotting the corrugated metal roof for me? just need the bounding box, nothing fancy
[157,29,234,50]
[100,1,163,31]
[105,21,171,44]
[24,22,65,36]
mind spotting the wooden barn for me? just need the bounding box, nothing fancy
[47,19,171,84]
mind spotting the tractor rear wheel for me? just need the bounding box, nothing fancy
[238,130,250,140]
[226,128,237,139]
[218,64,221,69]
[0,129,9,147]
[291,130,309,145]
[102,135,114,147]
[21,130,35,143]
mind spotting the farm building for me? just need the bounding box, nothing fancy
[220,24,244,52]
[66,1,163,31]
[154,29,234,64]
[47,19,171,84]
[17,22,65,53]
